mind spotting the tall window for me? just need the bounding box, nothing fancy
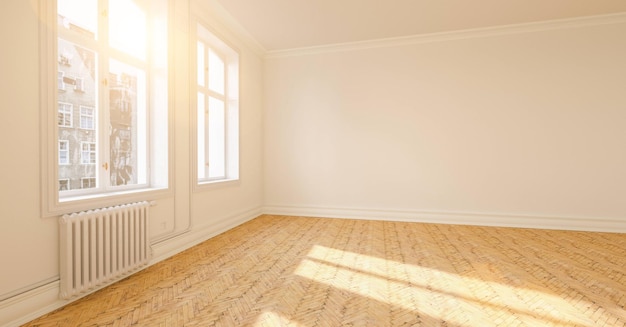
[196,23,239,184]
[52,0,169,201]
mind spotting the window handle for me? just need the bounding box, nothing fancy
[102,162,108,170]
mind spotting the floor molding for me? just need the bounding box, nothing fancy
[151,206,264,264]
[0,281,66,327]
[263,204,626,233]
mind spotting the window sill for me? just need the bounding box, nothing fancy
[44,186,172,218]
[194,178,240,192]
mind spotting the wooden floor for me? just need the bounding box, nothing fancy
[24,215,626,326]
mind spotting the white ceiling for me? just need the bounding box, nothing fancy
[214,0,626,51]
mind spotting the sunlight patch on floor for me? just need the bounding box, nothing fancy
[294,245,598,326]
[254,310,304,327]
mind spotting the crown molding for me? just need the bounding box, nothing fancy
[265,12,626,59]
[191,0,267,57]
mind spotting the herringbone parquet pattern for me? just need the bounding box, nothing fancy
[23,215,626,326]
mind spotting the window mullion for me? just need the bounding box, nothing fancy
[204,93,210,179]
[223,58,229,178]
[203,46,209,179]
[99,0,110,191]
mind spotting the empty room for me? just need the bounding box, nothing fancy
[1,0,625,326]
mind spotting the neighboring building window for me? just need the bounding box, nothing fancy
[59,179,70,191]
[81,142,96,164]
[58,71,65,90]
[75,77,84,92]
[196,23,239,183]
[81,177,96,189]
[50,0,169,201]
[58,102,72,127]
[59,140,70,165]
[80,106,94,130]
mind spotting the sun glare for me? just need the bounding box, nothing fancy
[254,311,305,327]
[109,0,147,60]
[294,245,602,326]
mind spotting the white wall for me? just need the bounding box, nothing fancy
[0,0,264,325]
[264,20,626,228]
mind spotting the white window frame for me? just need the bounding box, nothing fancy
[80,142,96,165]
[57,71,65,90]
[58,102,73,127]
[75,77,84,92]
[58,140,70,165]
[39,0,174,216]
[81,177,96,189]
[193,21,239,189]
[59,179,70,191]
[79,105,95,130]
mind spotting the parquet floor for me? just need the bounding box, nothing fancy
[23,215,626,326]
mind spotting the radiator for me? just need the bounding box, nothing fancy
[59,201,152,300]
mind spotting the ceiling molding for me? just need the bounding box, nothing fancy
[265,12,626,59]
[192,0,267,57]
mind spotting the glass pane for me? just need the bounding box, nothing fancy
[208,97,225,178]
[80,106,95,129]
[58,0,97,39]
[150,3,168,69]
[109,0,147,60]
[109,59,147,186]
[57,39,98,193]
[208,49,225,95]
[197,93,206,179]
[197,42,205,87]
[59,141,69,165]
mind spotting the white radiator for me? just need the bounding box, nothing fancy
[59,201,152,300]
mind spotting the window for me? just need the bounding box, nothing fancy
[59,179,70,191]
[81,142,96,165]
[196,23,239,184]
[59,140,70,165]
[58,71,66,90]
[43,0,170,207]
[75,77,84,92]
[58,102,72,127]
[81,177,96,189]
[79,106,94,130]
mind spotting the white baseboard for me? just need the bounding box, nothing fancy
[0,281,67,327]
[151,206,264,264]
[0,206,263,327]
[263,204,626,233]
